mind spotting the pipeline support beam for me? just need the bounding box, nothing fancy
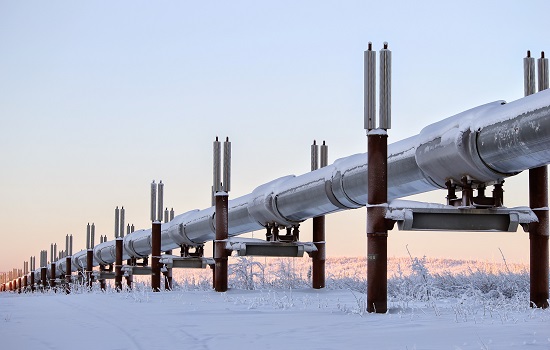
[65,256,71,294]
[214,193,229,292]
[115,238,123,291]
[527,50,549,308]
[151,221,161,292]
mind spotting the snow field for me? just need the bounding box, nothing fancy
[1,256,549,349]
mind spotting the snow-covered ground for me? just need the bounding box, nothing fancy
[2,257,549,350]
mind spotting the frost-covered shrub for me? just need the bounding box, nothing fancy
[270,258,308,289]
[229,257,266,290]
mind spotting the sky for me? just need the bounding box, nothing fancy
[1,1,550,272]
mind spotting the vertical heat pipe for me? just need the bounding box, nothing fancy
[157,182,164,225]
[91,223,95,248]
[223,138,231,192]
[115,206,119,238]
[151,181,157,222]
[525,51,536,96]
[86,224,90,250]
[366,42,391,313]
[379,42,391,129]
[213,137,221,192]
[529,50,550,308]
[311,140,318,172]
[365,42,376,130]
[120,207,125,238]
[312,140,327,289]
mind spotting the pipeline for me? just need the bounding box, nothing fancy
[28,88,550,279]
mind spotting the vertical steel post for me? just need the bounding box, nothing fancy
[367,133,388,313]
[529,50,549,308]
[213,137,230,292]
[50,262,56,291]
[214,193,228,292]
[86,249,93,290]
[115,238,123,291]
[312,140,327,289]
[366,42,390,313]
[30,270,35,293]
[40,266,48,292]
[29,257,34,292]
[65,256,71,294]
[151,221,161,292]
[40,250,47,292]
[164,249,173,290]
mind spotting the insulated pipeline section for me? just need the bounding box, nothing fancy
[34,90,550,279]
[477,90,550,174]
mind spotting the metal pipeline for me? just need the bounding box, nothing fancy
[38,89,550,278]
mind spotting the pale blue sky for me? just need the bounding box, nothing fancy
[1,1,549,271]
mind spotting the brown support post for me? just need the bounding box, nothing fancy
[525,50,549,308]
[50,263,56,291]
[40,267,47,292]
[529,166,549,308]
[164,249,173,290]
[365,42,390,314]
[23,275,28,292]
[367,132,388,313]
[312,216,326,289]
[65,256,71,294]
[86,249,93,290]
[311,140,327,289]
[18,277,22,294]
[30,272,35,293]
[214,193,228,292]
[151,221,161,292]
[115,238,123,291]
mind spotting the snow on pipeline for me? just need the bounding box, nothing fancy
[2,257,550,349]
[38,88,550,279]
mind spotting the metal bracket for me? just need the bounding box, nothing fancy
[159,255,214,269]
[225,238,317,257]
[386,200,537,232]
[121,266,152,276]
[93,271,116,280]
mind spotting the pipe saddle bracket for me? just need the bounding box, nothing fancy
[159,255,214,269]
[386,200,537,232]
[225,238,317,257]
[93,271,116,280]
[121,266,152,277]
